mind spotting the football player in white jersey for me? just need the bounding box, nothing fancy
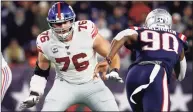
[1,53,12,102]
[20,2,123,111]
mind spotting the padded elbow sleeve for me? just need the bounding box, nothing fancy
[34,61,50,79]
[178,56,187,81]
[114,29,138,41]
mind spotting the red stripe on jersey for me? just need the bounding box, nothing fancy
[92,27,98,38]
[1,68,6,95]
[179,33,182,39]
[129,26,135,30]
[57,3,61,19]
[129,26,140,30]
[3,67,9,96]
[91,24,96,34]
[179,33,187,42]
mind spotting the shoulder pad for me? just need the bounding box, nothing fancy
[76,20,98,39]
[128,26,142,30]
[178,33,188,51]
[36,30,50,53]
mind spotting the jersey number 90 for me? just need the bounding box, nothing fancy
[140,30,179,54]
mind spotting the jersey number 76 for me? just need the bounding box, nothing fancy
[55,53,89,72]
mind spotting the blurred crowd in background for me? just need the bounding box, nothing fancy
[1,1,193,68]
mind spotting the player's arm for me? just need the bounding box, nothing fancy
[93,33,120,70]
[174,49,187,81]
[30,52,50,96]
[93,33,124,82]
[20,52,50,109]
[105,29,138,64]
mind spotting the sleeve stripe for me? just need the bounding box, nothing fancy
[134,27,139,30]
[91,24,98,38]
[179,33,187,41]
[129,26,139,30]
[92,28,98,38]
[91,25,97,34]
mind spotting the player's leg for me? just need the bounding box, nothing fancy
[126,64,156,111]
[1,65,12,102]
[41,78,77,111]
[82,78,119,111]
[143,67,170,111]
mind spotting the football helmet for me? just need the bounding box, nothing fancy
[145,8,172,29]
[47,2,76,41]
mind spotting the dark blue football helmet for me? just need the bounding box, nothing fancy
[47,2,76,41]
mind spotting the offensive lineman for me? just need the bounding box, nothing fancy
[20,2,123,111]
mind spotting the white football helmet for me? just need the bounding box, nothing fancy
[145,8,172,29]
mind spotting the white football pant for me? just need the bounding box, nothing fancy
[41,77,119,111]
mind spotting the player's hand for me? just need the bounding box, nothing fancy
[94,60,109,80]
[106,69,124,83]
[19,91,40,109]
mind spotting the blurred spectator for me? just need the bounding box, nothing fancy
[3,39,25,64]
[1,1,16,50]
[34,2,50,32]
[182,5,193,27]
[107,5,127,36]
[91,8,99,23]
[118,47,132,71]
[77,13,89,20]
[27,25,40,64]
[172,13,186,33]
[96,11,112,41]
[184,26,193,61]
[73,2,91,15]
[12,8,34,48]
[169,1,187,15]
[128,1,151,25]
[152,1,166,9]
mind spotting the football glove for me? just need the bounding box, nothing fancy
[105,68,124,83]
[19,91,40,109]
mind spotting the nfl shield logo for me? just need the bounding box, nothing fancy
[51,47,58,53]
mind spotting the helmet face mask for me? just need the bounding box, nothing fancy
[145,8,172,29]
[47,2,76,41]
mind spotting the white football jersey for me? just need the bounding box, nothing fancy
[36,20,99,84]
[1,53,7,67]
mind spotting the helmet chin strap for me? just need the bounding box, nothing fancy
[52,23,75,42]
[52,29,73,41]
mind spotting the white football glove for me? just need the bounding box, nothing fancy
[105,69,124,83]
[19,92,40,109]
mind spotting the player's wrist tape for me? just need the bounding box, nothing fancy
[110,68,119,73]
[105,57,112,65]
[30,75,47,96]
[30,91,40,96]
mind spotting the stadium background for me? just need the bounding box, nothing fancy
[1,1,192,111]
